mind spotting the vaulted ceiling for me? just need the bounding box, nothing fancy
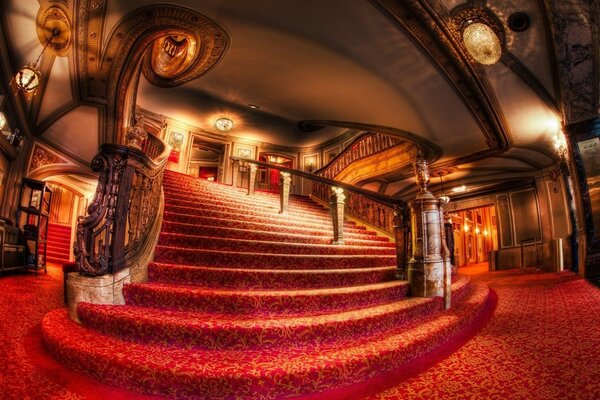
[0,0,598,200]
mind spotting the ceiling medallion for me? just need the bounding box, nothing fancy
[36,6,71,56]
[451,8,504,65]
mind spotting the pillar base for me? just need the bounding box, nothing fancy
[66,268,131,323]
[408,260,444,297]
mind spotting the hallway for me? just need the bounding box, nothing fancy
[1,265,599,399]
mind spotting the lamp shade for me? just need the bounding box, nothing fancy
[15,64,41,94]
[462,22,502,65]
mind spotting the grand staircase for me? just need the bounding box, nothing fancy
[42,170,491,399]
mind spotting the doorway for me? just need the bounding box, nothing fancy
[450,205,498,268]
[187,136,226,182]
[257,153,294,193]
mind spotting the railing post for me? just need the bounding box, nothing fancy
[279,171,291,214]
[407,156,450,306]
[393,204,408,280]
[438,200,452,309]
[231,159,240,188]
[247,163,257,195]
[330,187,345,245]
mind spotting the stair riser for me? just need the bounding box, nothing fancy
[148,263,397,289]
[157,234,396,256]
[159,222,392,246]
[77,298,440,351]
[153,246,396,270]
[124,283,408,315]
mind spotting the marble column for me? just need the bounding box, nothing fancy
[393,203,409,280]
[330,187,345,245]
[407,157,450,301]
[279,172,291,214]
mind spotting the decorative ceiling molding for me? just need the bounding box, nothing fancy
[75,2,230,143]
[27,140,76,176]
[371,0,510,152]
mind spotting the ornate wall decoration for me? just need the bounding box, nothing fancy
[28,142,72,175]
[36,6,71,56]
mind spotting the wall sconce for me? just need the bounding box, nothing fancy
[215,117,234,132]
[464,224,469,233]
[453,8,504,65]
[554,131,568,160]
[0,112,6,131]
[475,227,481,235]
[483,229,489,236]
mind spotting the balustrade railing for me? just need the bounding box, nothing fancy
[230,156,410,277]
[316,132,404,180]
[75,134,169,276]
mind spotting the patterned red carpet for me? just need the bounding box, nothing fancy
[2,261,600,398]
[38,171,490,399]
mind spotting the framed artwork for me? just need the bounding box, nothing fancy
[168,131,185,163]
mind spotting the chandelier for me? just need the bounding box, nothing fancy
[452,8,504,66]
[462,22,502,65]
[215,117,234,132]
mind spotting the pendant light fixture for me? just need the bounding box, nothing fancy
[452,7,504,66]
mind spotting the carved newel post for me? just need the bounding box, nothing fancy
[247,163,258,195]
[126,114,148,149]
[330,187,345,245]
[279,172,291,214]
[408,157,451,308]
[231,159,240,188]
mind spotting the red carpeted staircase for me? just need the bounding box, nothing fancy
[45,222,72,264]
[42,170,491,399]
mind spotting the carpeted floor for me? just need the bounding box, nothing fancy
[1,263,600,398]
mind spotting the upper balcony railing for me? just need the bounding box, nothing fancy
[230,156,410,277]
[316,132,404,180]
[75,132,169,276]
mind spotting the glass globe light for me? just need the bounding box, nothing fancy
[215,117,234,132]
[462,22,502,65]
[15,64,41,94]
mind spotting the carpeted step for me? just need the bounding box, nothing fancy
[159,222,393,246]
[77,294,440,351]
[163,205,361,231]
[148,263,398,289]
[153,246,396,270]
[160,219,380,240]
[42,280,490,400]
[123,280,409,315]
[162,211,370,235]
[157,233,396,256]
[164,190,328,217]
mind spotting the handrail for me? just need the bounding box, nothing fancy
[74,134,169,276]
[230,156,403,208]
[315,132,404,179]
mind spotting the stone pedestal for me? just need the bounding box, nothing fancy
[407,156,450,304]
[329,187,345,245]
[66,268,131,323]
[247,163,257,195]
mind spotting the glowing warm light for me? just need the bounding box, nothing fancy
[475,227,481,235]
[215,117,234,132]
[452,185,467,193]
[554,131,568,159]
[207,177,215,181]
[0,112,6,130]
[268,155,286,164]
[484,229,489,236]
[463,22,502,65]
[15,64,41,94]
[464,224,469,232]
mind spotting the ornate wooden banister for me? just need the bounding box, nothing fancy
[75,135,169,276]
[230,156,410,277]
[315,132,404,180]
